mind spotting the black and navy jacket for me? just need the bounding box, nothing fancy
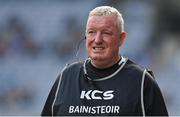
[41,57,168,116]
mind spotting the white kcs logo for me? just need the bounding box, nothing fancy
[80,90,114,100]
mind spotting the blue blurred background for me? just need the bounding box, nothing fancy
[0,0,180,115]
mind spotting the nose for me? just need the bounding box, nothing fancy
[94,32,103,44]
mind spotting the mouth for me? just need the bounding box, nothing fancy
[93,47,105,51]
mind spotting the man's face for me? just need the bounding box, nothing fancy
[86,15,125,68]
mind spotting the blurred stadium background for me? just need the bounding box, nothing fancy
[0,0,180,115]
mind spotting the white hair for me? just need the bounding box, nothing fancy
[88,6,124,33]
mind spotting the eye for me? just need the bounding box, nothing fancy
[88,30,95,34]
[103,31,112,35]
[86,30,96,36]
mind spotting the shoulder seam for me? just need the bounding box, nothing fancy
[141,69,146,116]
[51,64,69,116]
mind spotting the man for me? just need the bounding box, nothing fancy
[41,6,168,116]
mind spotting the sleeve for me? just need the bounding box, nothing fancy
[143,71,169,116]
[41,75,60,116]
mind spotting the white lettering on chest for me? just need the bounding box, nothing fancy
[80,90,114,100]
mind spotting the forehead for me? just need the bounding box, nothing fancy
[86,15,117,29]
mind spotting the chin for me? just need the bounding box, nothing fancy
[90,54,106,61]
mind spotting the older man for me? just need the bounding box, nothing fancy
[41,6,168,116]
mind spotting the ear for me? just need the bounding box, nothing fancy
[119,31,126,46]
